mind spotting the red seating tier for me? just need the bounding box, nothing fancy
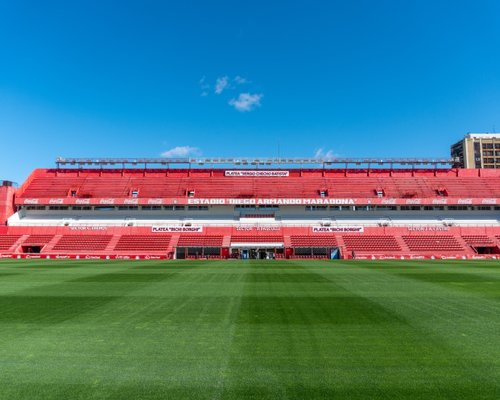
[177,235,223,246]
[231,235,284,243]
[17,168,500,200]
[462,235,496,247]
[290,235,337,247]
[402,236,465,251]
[52,235,112,251]
[114,235,171,251]
[23,235,55,245]
[0,235,21,250]
[342,235,401,251]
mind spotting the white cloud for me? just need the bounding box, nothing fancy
[314,148,336,159]
[161,146,200,158]
[215,76,229,94]
[234,76,248,84]
[229,93,263,112]
[199,76,210,96]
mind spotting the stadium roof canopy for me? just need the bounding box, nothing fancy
[55,157,459,169]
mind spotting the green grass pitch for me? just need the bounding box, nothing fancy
[0,259,499,400]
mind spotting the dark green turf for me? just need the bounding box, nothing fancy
[0,259,499,399]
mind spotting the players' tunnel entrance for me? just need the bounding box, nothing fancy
[232,247,284,259]
[22,245,42,254]
[472,245,500,255]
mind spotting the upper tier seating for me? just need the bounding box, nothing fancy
[113,235,171,252]
[52,235,112,251]
[177,235,223,247]
[462,235,496,247]
[0,235,21,250]
[342,235,401,252]
[402,235,465,252]
[18,169,500,200]
[290,235,337,247]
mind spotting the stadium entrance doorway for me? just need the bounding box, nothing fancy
[235,247,282,260]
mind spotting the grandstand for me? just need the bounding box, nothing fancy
[1,157,500,259]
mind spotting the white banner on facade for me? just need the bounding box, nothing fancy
[312,226,364,233]
[224,170,289,177]
[152,225,203,233]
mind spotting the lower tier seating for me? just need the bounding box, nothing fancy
[23,235,54,245]
[52,235,112,251]
[114,235,171,252]
[231,235,284,243]
[290,235,337,247]
[0,235,21,250]
[402,235,464,251]
[343,235,401,252]
[177,235,223,246]
[462,235,496,247]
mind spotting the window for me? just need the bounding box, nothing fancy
[26,205,46,211]
[188,205,209,211]
[401,206,421,211]
[447,205,468,211]
[305,205,328,211]
[48,206,69,210]
[118,206,139,210]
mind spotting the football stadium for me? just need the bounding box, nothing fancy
[1,156,500,260]
[0,156,499,399]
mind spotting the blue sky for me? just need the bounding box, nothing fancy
[1,0,500,183]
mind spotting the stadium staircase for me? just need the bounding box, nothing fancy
[283,235,292,248]
[168,235,180,254]
[394,236,411,253]
[40,235,63,253]
[105,235,122,253]
[221,235,231,247]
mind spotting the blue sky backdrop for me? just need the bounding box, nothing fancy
[1,0,500,183]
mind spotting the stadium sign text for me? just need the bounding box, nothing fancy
[49,198,64,204]
[407,226,450,231]
[312,226,364,233]
[187,198,356,205]
[69,226,108,231]
[152,225,203,233]
[235,226,281,231]
[225,170,289,177]
[23,198,39,204]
